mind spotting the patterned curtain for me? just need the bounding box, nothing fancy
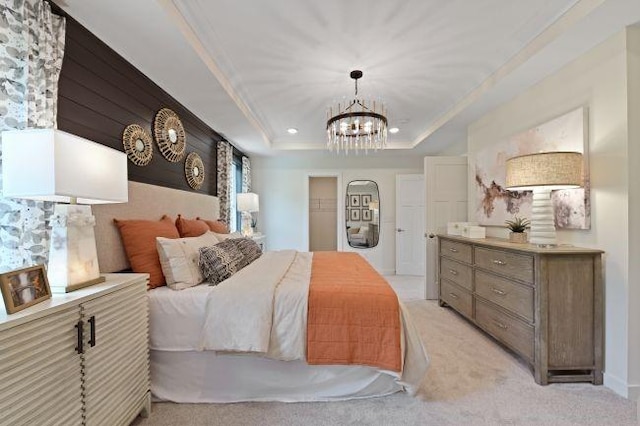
[241,156,251,192]
[0,0,65,272]
[216,141,233,224]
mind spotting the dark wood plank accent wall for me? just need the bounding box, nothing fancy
[55,10,228,196]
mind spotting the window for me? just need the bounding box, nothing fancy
[229,156,243,232]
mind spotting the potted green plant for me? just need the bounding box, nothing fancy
[505,216,530,243]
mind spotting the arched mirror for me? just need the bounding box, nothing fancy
[345,180,380,248]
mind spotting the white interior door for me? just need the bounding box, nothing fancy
[396,174,425,276]
[424,157,468,299]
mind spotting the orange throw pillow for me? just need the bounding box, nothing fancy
[114,215,180,289]
[176,215,210,238]
[197,218,229,234]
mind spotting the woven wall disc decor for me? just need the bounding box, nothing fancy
[122,124,153,166]
[153,107,186,162]
[185,152,205,190]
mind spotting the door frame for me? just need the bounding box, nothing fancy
[304,172,343,252]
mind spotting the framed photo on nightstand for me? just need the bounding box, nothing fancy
[0,264,51,314]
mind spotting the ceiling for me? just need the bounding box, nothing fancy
[55,0,640,157]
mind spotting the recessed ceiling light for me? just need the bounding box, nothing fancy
[287,128,298,134]
[389,127,400,134]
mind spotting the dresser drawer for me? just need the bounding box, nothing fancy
[474,247,534,284]
[475,270,534,322]
[440,258,473,291]
[475,299,534,361]
[440,280,473,319]
[440,239,473,264]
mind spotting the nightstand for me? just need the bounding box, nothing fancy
[251,233,267,251]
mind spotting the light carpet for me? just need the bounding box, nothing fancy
[133,298,637,426]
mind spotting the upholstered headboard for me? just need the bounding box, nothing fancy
[93,181,220,273]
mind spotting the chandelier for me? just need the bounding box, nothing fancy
[326,70,388,154]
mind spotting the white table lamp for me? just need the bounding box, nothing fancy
[505,151,583,246]
[2,129,128,292]
[237,192,259,236]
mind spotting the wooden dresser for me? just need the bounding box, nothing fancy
[438,235,603,385]
[0,274,150,426]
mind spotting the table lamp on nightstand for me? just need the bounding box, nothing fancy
[237,192,259,236]
[505,151,583,247]
[2,129,128,293]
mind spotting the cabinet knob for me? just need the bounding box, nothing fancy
[492,259,506,266]
[449,292,459,299]
[449,269,458,276]
[491,288,506,296]
[449,248,459,253]
[396,228,405,233]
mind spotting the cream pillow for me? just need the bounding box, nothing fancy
[156,231,220,290]
[212,231,243,241]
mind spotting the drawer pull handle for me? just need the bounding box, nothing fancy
[449,248,459,253]
[491,288,506,296]
[493,320,508,330]
[448,269,458,276]
[492,259,506,266]
[449,292,459,299]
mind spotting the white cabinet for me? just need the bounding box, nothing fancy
[0,274,150,426]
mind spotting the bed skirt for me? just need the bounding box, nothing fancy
[151,350,404,403]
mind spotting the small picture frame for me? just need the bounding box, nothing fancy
[346,194,350,207]
[362,208,372,222]
[350,195,361,207]
[361,194,372,206]
[0,265,51,314]
[350,208,361,221]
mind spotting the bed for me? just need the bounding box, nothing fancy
[93,181,429,403]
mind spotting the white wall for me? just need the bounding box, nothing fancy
[252,154,422,275]
[468,31,638,398]
[625,24,640,402]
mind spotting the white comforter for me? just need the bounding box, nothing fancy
[148,250,429,394]
[200,250,310,360]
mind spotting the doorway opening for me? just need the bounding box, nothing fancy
[309,177,338,251]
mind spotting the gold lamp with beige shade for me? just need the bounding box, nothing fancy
[505,151,583,246]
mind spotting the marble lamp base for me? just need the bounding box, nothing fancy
[47,204,105,293]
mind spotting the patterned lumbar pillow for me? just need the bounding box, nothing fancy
[199,240,246,285]
[232,238,262,266]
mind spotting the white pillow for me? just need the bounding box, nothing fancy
[156,231,220,290]
[212,231,243,241]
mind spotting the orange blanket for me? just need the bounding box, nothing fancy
[307,252,402,372]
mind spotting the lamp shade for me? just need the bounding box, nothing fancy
[505,151,583,191]
[2,129,128,204]
[237,192,259,212]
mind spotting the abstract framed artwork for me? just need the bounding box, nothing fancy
[474,107,590,229]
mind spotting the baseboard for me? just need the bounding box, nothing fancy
[381,269,395,276]
[604,373,630,398]
[628,384,640,402]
